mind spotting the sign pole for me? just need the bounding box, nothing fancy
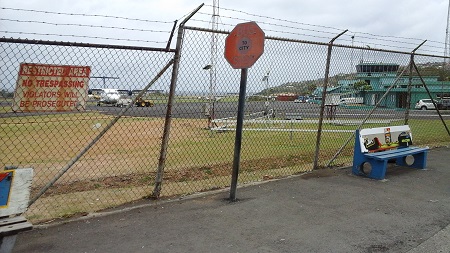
[224,21,265,201]
[230,68,248,201]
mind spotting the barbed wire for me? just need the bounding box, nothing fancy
[346,29,445,46]
[0,4,446,55]
[342,38,444,55]
[0,18,170,34]
[189,17,443,54]
[0,31,166,44]
[211,5,446,44]
[204,4,342,32]
[0,7,173,24]
[199,12,340,37]
[203,4,446,51]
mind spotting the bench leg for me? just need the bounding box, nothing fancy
[0,235,17,253]
[352,146,367,177]
[353,159,388,180]
[352,129,388,180]
[368,160,388,180]
[396,151,428,169]
[352,161,366,177]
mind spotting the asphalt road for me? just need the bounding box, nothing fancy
[14,147,450,253]
[91,101,450,121]
[2,100,450,120]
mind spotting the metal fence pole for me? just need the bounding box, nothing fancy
[151,4,204,198]
[313,30,347,170]
[327,66,410,167]
[412,61,450,136]
[28,59,175,207]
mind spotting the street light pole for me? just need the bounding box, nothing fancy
[262,70,270,115]
[203,64,214,128]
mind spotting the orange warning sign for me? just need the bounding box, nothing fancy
[12,63,91,112]
[224,22,265,69]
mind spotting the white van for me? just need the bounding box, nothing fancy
[339,97,363,105]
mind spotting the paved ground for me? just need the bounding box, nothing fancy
[15,147,450,253]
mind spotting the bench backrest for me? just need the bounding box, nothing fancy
[358,125,413,153]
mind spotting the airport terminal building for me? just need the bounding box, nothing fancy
[333,63,450,109]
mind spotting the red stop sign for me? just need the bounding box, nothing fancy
[224,22,265,69]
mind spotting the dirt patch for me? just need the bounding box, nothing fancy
[34,154,311,197]
[300,168,342,180]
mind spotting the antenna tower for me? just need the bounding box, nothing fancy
[208,0,219,125]
[445,0,450,66]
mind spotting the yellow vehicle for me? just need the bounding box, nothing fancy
[135,97,154,107]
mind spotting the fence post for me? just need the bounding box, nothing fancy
[313,30,347,170]
[412,61,450,136]
[405,40,426,124]
[327,66,410,167]
[151,4,204,199]
[28,60,174,207]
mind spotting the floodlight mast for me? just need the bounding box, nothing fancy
[262,70,270,114]
[445,0,450,67]
[207,0,219,128]
[442,0,450,101]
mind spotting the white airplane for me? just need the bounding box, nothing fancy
[94,89,131,107]
[97,89,120,105]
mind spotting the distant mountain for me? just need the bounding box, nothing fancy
[410,62,450,81]
[257,62,450,95]
[257,73,356,96]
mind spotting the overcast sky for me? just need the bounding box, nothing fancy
[1,0,449,53]
[1,0,449,93]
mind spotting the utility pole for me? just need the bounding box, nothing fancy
[443,0,450,99]
[445,0,450,65]
[262,70,270,114]
[90,76,119,89]
[208,0,219,128]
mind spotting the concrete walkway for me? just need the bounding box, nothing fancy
[407,224,450,253]
[14,147,450,253]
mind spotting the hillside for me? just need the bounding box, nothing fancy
[258,63,450,96]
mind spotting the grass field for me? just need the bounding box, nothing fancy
[1,108,449,223]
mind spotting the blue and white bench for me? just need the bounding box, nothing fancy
[352,125,428,180]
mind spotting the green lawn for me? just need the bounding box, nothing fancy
[2,108,449,223]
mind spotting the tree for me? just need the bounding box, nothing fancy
[352,80,372,91]
[0,89,14,98]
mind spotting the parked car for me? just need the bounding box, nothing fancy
[307,97,322,104]
[415,99,436,110]
[293,96,307,103]
[339,97,363,105]
[437,99,450,110]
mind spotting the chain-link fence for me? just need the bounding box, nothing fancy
[1,20,450,223]
[1,39,176,222]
